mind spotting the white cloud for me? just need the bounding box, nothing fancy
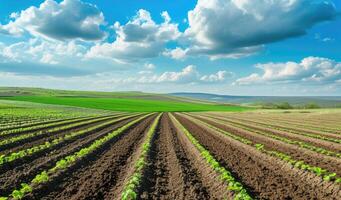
[154,65,199,83]
[40,53,58,64]
[87,9,181,62]
[126,65,231,84]
[235,57,341,85]
[0,0,105,41]
[200,71,232,82]
[184,0,337,59]
[144,63,155,70]
[314,34,335,42]
[163,47,188,60]
[0,39,87,64]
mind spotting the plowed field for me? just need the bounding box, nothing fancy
[0,111,340,200]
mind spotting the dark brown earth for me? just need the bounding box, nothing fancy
[174,113,340,200]
[0,115,139,196]
[0,112,340,200]
[0,114,129,155]
[136,113,229,200]
[187,114,341,176]
[28,114,157,200]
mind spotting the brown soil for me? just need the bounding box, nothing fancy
[188,114,341,175]
[174,113,340,200]
[0,115,139,195]
[26,114,157,200]
[1,112,339,200]
[215,113,341,140]
[0,115,106,140]
[199,113,341,153]
[134,113,229,200]
[0,114,129,154]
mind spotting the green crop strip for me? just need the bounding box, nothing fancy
[3,96,251,112]
[121,113,162,200]
[0,114,127,147]
[170,114,252,200]
[0,113,152,200]
[186,114,341,184]
[0,114,140,167]
[0,117,74,131]
[0,115,100,137]
[197,114,341,158]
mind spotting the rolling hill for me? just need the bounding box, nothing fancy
[0,87,249,112]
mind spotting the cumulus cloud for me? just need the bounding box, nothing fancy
[153,65,199,83]
[0,61,89,77]
[87,9,181,62]
[144,63,155,70]
[234,57,341,85]
[128,65,231,84]
[163,47,188,60]
[184,0,337,59]
[0,0,105,41]
[0,39,87,64]
[200,71,233,82]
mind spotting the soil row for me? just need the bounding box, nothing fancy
[0,115,140,195]
[215,113,341,138]
[174,113,340,199]
[26,114,157,199]
[196,113,341,153]
[0,114,129,155]
[136,113,228,199]
[188,113,341,176]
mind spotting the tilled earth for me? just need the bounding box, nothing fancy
[0,112,340,200]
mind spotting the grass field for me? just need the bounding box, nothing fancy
[0,96,250,112]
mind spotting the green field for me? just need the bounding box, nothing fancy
[1,96,250,112]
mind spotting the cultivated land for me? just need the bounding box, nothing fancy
[0,87,249,112]
[0,95,340,199]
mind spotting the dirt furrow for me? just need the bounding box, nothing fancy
[29,114,156,200]
[0,115,127,155]
[198,113,341,153]
[188,113,341,176]
[0,115,107,140]
[214,113,341,140]
[136,113,221,199]
[0,116,139,195]
[175,113,340,200]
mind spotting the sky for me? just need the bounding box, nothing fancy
[0,0,340,96]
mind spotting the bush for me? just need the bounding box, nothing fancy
[303,103,320,109]
[276,102,293,109]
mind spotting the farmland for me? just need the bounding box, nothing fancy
[0,99,340,200]
[0,88,250,112]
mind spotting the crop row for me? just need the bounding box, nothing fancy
[207,115,341,144]
[121,113,162,200]
[0,116,91,133]
[0,115,102,137]
[0,113,152,200]
[232,114,341,131]
[249,117,341,133]
[0,114,126,148]
[0,114,139,166]
[188,114,341,184]
[170,114,252,200]
[0,113,81,127]
[196,114,341,158]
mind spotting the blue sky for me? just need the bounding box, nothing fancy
[0,0,340,95]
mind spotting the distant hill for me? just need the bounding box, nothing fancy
[169,92,341,108]
[0,87,208,104]
[0,87,249,112]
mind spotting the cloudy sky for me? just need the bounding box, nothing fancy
[0,0,340,95]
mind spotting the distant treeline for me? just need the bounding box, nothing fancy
[258,102,341,109]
